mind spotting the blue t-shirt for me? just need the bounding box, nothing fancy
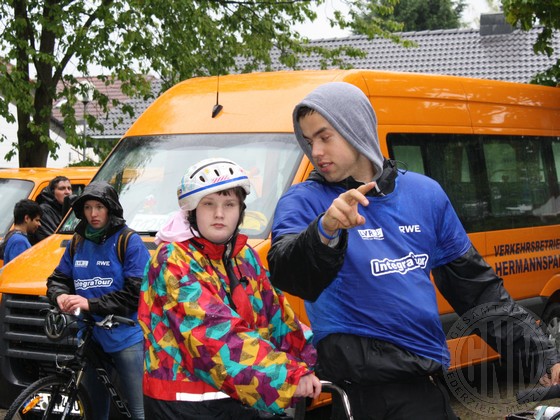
[272,172,471,367]
[4,232,31,264]
[56,227,149,353]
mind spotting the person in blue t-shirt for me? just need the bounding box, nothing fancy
[267,82,560,419]
[46,181,150,420]
[1,199,42,264]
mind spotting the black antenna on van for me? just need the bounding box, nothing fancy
[212,53,223,118]
[212,76,223,118]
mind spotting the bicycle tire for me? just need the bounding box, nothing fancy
[5,374,92,419]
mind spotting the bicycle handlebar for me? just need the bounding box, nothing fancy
[44,307,136,339]
[96,314,136,329]
[516,384,560,404]
[319,380,354,420]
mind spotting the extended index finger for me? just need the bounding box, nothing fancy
[357,181,376,196]
[343,182,376,206]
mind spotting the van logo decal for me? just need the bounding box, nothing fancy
[358,228,384,240]
[75,260,88,268]
[370,253,429,276]
[75,277,114,290]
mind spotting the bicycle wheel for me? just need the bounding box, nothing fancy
[5,374,92,419]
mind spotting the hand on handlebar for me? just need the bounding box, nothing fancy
[540,363,560,386]
[56,293,89,315]
[294,373,322,399]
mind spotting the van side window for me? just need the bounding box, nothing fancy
[388,134,560,233]
[71,184,87,196]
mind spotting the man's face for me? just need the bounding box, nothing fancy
[25,215,41,234]
[53,181,72,205]
[299,112,374,183]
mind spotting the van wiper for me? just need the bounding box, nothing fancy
[134,231,157,237]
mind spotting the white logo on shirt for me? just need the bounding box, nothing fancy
[358,228,384,240]
[399,224,421,233]
[370,253,429,276]
[97,261,111,266]
[75,260,88,268]
[75,277,114,290]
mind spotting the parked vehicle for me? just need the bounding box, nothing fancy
[0,166,96,405]
[0,167,96,243]
[0,70,558,409]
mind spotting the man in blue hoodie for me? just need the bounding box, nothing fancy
[268,82,560,419]
[1,199,42,263]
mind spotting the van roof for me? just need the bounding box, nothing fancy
[124,70,560,138]
[0,167,98,183]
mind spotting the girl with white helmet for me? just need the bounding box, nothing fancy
[138,158,321,419]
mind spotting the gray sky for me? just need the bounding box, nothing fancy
[295,0,496,39]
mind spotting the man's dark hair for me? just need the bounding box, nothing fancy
[49,176,70,191]
[14,199,43,224]
[295,106,316,122]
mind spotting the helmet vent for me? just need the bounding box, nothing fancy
[214,169,220,176]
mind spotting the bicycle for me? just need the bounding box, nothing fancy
[505,384,560,420]
[4,307,136,419]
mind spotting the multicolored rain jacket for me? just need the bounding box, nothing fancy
[138,233,317,414]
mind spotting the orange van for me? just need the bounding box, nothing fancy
[0,167,97,242]
[0,70,558,408]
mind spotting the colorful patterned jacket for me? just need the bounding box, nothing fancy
[138,233,317,414]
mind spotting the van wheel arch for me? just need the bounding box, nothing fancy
[542,301,560,351]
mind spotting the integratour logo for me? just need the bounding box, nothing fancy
[370,252,429,276]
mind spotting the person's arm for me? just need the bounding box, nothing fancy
[46,269,74,306]
[88,233,149,316]
[268,182,374,301]
[433,246,560,378]
[249,247,317,366]
[152,243,315,414]
[268,218,348,302]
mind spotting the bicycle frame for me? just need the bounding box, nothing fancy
[51,313,133,418]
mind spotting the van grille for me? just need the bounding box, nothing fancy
[0,293,77,386]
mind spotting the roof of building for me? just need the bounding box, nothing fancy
[254,13,560,84]
[51,76,163,140]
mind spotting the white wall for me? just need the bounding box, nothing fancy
[0,102,82,168]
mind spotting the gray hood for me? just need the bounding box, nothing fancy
[293,82,384,180]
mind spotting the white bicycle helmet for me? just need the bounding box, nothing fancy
[177,158,251,211]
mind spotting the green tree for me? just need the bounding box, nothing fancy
[0,0,403,168]
[356,0,466,33]
[502,0,560,86]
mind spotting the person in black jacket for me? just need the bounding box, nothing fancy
[267,82,560,419]
[47,181,149,419]
[30,176,72,244]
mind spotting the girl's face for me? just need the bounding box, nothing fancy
[83,199,109,229]
[196,191,241,244]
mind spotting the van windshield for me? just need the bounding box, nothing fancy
[0,179,34,238]
[59,133,303,239]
